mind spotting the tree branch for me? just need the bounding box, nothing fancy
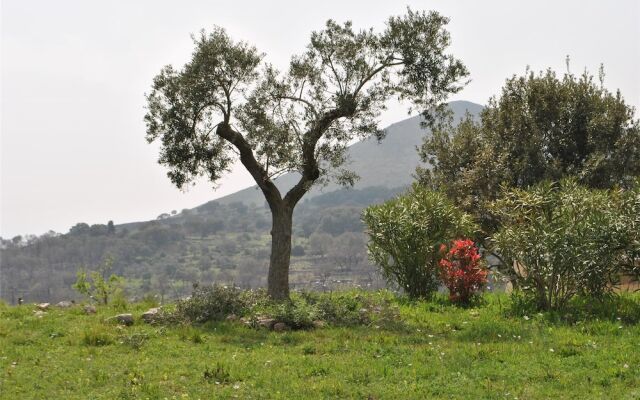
[216,123,282,207]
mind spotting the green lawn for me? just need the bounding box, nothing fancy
[1,295,639,399]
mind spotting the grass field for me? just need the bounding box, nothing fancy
[1,294,639,399]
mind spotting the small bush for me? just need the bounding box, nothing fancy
[439,239,487,305]
[73,255,125,306]
[203,363,231,384]
[305,292,369,326]
[266,298,319,329]
[175,285,250,323]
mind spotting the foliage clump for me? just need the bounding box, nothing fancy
[172,285,398,329]
[439,239,487,305]
[362,184,477,299]
[419,66,640,235]
[175,285,261,323]
[73,256,125,305]
[490,180,633,310]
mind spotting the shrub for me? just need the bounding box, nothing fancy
[620,180,640,278]
[266,298,319,329]
[301,292,370,326]
[363,184,477,299]
[439,239,487,305]
[73,255,125,305]
[175,285,250,323]
[490,180,631,311]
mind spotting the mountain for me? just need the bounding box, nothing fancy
[0,101,483,303]
[208,100,483,208]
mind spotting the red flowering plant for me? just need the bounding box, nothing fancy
[438,239,487,305]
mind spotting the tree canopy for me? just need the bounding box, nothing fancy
[145,9,468,298]
[418,66,640,234]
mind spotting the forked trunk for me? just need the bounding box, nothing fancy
[267,205,293,300]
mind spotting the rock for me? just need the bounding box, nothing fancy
[141,308,160,323]
[83,305,97,314]
[312,320,326,329]
[33,310,46,318]
[56,301,73,308]
[258,318,276,330]
[273,322,289,332]
[226,314,239,322]
[36,303,50,311]
[112,313,134,326]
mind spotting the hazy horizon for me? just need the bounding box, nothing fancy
[2,0,639,238]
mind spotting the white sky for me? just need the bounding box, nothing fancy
[1,0,639,238]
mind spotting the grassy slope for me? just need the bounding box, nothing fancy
[1,295,639,400]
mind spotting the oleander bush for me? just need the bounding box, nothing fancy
[363,184,477,299]
[491,180,634,311]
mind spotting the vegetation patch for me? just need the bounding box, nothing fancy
[1,291,639,399]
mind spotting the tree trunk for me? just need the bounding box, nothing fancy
[267,204,293,300]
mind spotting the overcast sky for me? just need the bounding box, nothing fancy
[1,0,639,238]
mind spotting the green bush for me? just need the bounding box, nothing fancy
[620,180,640,278]
[170,287,400,330]
[265,298,319,329]
[175,285,254,323]
[363,184,477,299]
[73,255,125,306]
[491,180,632,311]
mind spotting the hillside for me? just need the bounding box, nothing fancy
[0,101,483,303]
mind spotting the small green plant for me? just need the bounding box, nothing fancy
[82,325,114,346]
[178,326,205,343]
[203,363,231,384]
[73,255,125,305]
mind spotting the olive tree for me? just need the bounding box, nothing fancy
[144,9,468,299]
[362,185,477,299]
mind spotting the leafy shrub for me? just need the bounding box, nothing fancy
[491,180,631,310]
[297,291,367,326]
[363,184,477,299]
[171,287,401,330]
[620,180,640,278]
[203,363,231,384]
[175,285,250,323]
[265,298,319,329]
[439,239,487,305]
[73,255,125,305]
